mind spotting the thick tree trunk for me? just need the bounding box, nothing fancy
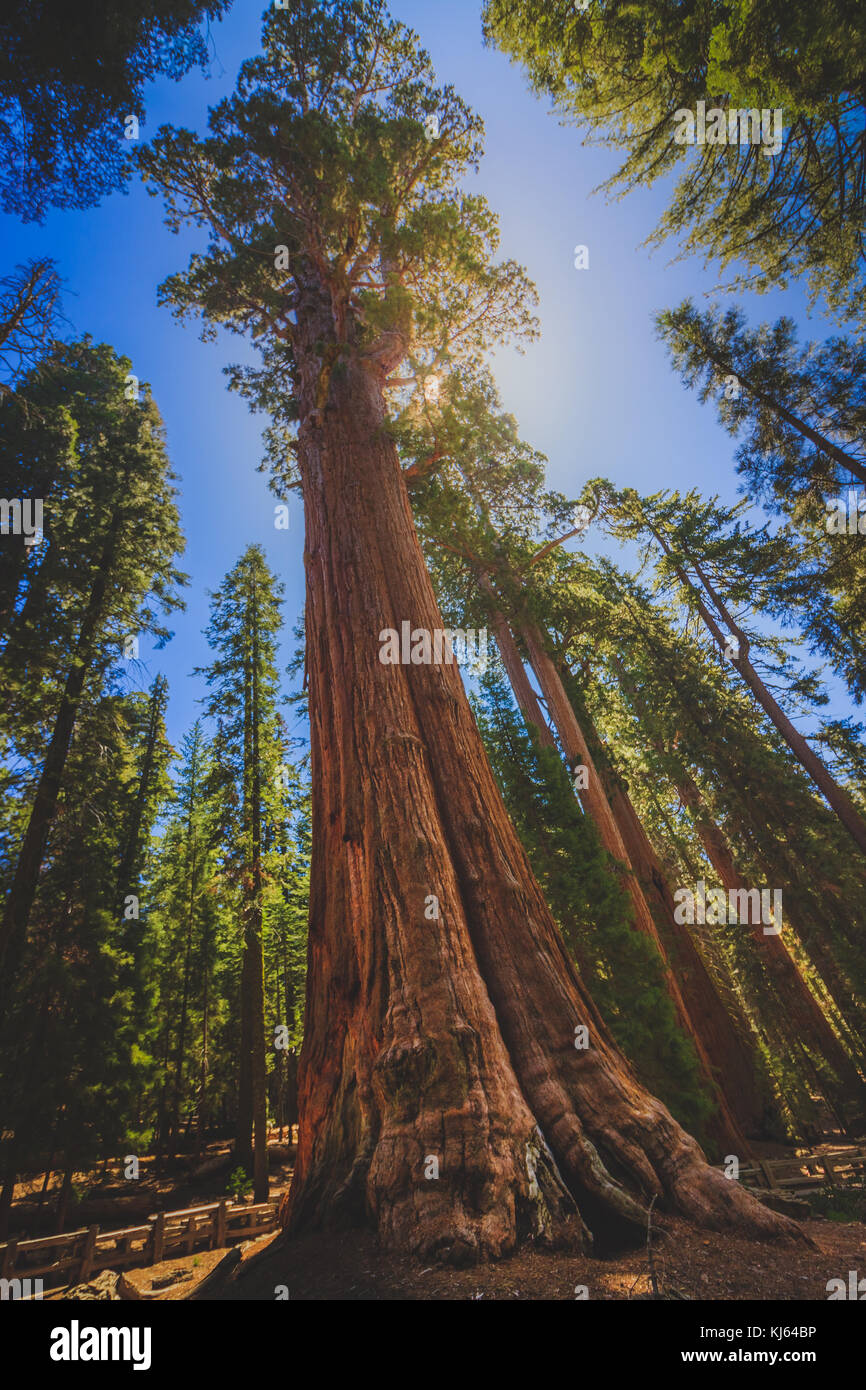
[283,283,800,1261]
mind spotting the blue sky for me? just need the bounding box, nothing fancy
[0,1,836,750]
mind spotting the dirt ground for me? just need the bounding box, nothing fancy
[23,1136,866,1301]
[178,1214,866,1302]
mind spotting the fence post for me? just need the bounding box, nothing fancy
[78,1226,99,1285]
[757,1160,778,1190]
[215,1200,228,1250]
[151,1212,165,1265]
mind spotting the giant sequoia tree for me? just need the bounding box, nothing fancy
[140,0,798,1262]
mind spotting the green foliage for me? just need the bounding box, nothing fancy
[140,0,538,463]
[227,1165,252,1202]
[808,1185,866,1223]
[0,686,174,1180]
[473,662,713,1138]
[484,0,866,321]
[656,300,866,702]
[0,0,231,220]
[0,258,64,393]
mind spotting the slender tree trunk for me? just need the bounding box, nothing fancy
[195,919,210,1162]
[699,341,866,487]
[599,746,772,1139]
[492,604,769,1138]
[249,594,269,1203]
[0,1169,15,1240]
[172,790,198,1144]
[38,1159,54,1209]
[236,649,255,1173]
[55,1165,73,1235]
[282,947,298,1142]
[673,769,866,1111]
[485,596,556,750]
[172,916,195,1144]
[236,953,254,1171]
[655,528,866,858]
[116,676,166,914]
[283,282,799,1260]
[516,619,756,1153]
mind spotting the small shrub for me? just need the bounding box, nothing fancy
[227,1166,253,1203]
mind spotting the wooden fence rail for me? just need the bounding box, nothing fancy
[0,1198,279,1288]
[719,1147,866,1193]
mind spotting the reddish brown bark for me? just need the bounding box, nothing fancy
[490,606,768,1139]
[674,770,866,1115]
[487,603,556,751]
[598,745,771,1139]
[283,281,801,1260]
[516,620,756,1154]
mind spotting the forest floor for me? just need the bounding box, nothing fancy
[18,1135,866,1301]
[43,1211,866,1301]
[205,1214,866,1301]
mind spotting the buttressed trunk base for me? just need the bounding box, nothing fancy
[284,306,804,1263]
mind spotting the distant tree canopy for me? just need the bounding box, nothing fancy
[0,258,63,394]
[0,0,231,220]
[483,0,866,321]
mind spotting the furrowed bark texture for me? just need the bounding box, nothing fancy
[284,287,802,1261]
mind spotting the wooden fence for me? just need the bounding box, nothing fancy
[724,1147,866,1192]
[0,1198,279,1289]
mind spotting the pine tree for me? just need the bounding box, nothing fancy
[657,300,866,703]
[559,554,866,1129]
[0,340,186,1014]
[602,484,866,857]
[0,688,171,1234]
[474,661,715,1141]
[483,0,866,321]
[199,546,285,1202]
[0,256,63,393]
[0,1,231,220]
